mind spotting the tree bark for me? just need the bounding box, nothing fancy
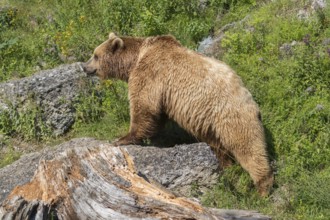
[0,138,271,220]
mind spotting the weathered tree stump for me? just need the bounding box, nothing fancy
[0,138,271,219]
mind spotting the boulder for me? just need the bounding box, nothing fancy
[0,63,95,136]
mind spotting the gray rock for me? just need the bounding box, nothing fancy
[311,0,327,11]
[305,86,315,94]
[297,0,327,20]
[279,41,303,57]
[198,35,225,57]
[125,142,220,196]
[198,36,215,54]
[279,43,293,56]
[0,63,97,136]
[322,38,330,45]
[197,15,250,58]
[297,9,310,20]
[316,104,324,111]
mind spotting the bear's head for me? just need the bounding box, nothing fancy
[83,32,142,81]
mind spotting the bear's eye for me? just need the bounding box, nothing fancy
[94,55,99,61]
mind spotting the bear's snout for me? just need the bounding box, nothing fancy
[82,62,96,75]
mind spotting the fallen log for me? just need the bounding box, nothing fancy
[0,138,271,219]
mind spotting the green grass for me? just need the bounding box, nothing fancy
[0,150,20,168]
[0,0,330,219]
[0,135,20,168]
[201,0,330,219]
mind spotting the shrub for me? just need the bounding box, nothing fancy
[0,101,52,141]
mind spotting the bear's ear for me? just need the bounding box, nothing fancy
[111,37,124,53]
[109,32,117,40]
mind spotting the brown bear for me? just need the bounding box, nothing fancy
[83,32,274,196]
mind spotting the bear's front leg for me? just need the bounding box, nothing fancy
[113,98,164,146]
[113,127,143,146]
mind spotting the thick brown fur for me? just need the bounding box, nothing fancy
[83,33,274,196]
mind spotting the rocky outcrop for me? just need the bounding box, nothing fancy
[125,142,220,196]
[0,138,271,220]
[0,63,95,136]
[197,15,250,58]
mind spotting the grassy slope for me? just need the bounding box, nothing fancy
[1,0,330,219]
[203,1,330,219]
